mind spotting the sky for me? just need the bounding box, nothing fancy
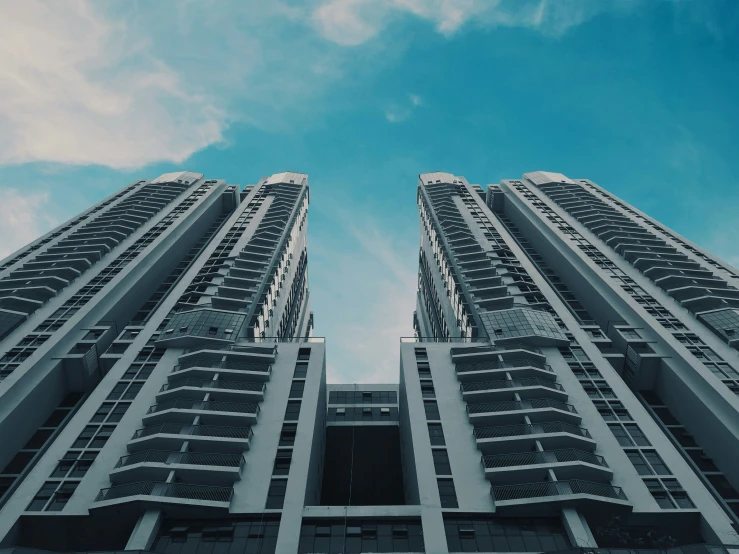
[1,0,738,383]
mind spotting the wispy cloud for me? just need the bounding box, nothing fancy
[0,1,354,170]
[0,1,226,169]
[385,93,424,122]
[311,0,640,47]
[312,203,417,383]
[0,188,57,259]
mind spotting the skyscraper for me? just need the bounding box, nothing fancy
[409,171,739,551]
[1,169,738,554]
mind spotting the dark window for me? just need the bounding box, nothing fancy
[285,401,301,421]
[432,450,452,475]
[421,383,436,398]
[293,362,308,378]
[289,381,305,399]
[437,479,458,508]
[298,348,311,361]
[424,400,440,420]
[279,423,297,446]
[266,479,287,508]
[27,482,57,511]
[428,423,445,446]
[273,451,292,475]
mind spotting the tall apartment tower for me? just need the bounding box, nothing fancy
[407,170,739,552]
[0,171,318,552]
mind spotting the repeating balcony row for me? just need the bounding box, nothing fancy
[455,359,554,383]
[173,357,271,374]
[480,448,611,485]
[116,449,244,470]
[161,378,265,394]
[491,478,628,515]
[449,342,543,357]
[95,481,232,506]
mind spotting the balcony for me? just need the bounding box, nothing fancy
[461,378,566,403]
[466,399,579,426]
[172,356,271,381]
[110,449,244,485]
[94,481,233,510]
[144,399,260,426]
[455,358,554,382]
[450,342,543,360]
[482,449,611,484]
[129,423,253,453]
[474,422,595,454]
[490,479,629,516]
[158,378,265,402]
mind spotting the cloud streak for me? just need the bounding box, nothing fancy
[312,203,417,383]
[0,188,57,259]
[311,0,640,46]
[0,1,226,169]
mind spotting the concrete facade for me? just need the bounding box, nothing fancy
[0,169,738,554]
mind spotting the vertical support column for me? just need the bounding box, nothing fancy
[561,508,597,548]
[125,509,163,551]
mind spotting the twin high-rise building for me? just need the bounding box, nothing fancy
[0,170,738,554]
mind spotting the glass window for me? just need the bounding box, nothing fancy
[432,450,452,475]
[428,423,446,446]
[627,451,652,475]
[437,479,458,508]
[266,479,287,509]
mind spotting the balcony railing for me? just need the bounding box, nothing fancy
[467,399,576,415]
[161,379,265,393]
[491,479,627,502]
[473,422,591,440]
[450,342,543,356]
[132,423,253,441]
[461,378,564,393]
[173,357,271,373]
[455,359,553,374]
[95,481,233,503]
[482,449,607,469]
[115,449,244,469]
[147,399,260,415]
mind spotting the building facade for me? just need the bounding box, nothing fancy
[0,169,738,554]
[410,171,739,552]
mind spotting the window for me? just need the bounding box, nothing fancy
[266,479,287,509]
[289,381,305,399]
[608,423,651,446]
[421,383,436,398]
[293,363,308,378]
[279,423,297,446]
[428,423,446,446]
[433,450,452,475]
[645,479,694,509]
[424,400,440,420]
[298,348,311,361]
[285,401,301,421]
[27,481,78,512]
[627,450,670,475]
[437,479,458,508]
[620,329,641,339]
[273,451,292,475]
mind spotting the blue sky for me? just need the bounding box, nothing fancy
[1,0,738,382]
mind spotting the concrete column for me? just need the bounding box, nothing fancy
[125,509,163,551]
[561,508,597,548]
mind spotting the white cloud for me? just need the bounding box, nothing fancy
[311,0,639,46]
[0,1,226,169]
[313,206,417,383]
[384,93,423,123]
[0,188,57,259]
